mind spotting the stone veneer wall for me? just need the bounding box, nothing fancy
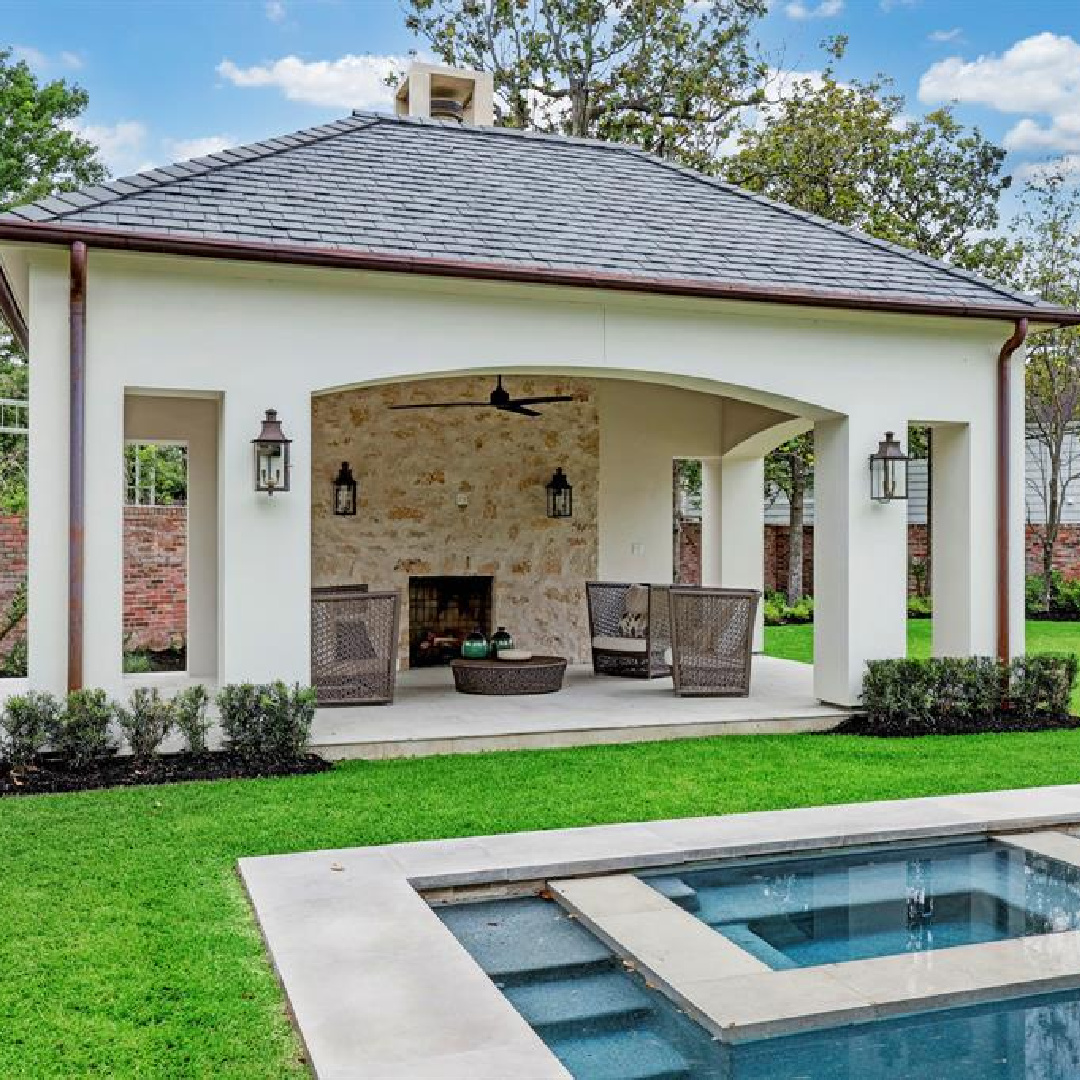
[312,376,599,665]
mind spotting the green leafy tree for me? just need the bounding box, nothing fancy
[404,0,768,169]
[1015,171,1080,612]
[725,38,1011,269]
[765,433,812,602]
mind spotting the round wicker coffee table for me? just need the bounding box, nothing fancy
[451,655,567,695]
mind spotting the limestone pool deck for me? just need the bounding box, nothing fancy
[240,784,1080,1079]
[309,655,845,760]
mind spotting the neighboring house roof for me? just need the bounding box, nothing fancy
[1,111,1077,327]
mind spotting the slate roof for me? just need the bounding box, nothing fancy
[0,111,1069,318]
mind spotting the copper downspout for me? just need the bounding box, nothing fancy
[997,318,1029,663]
[68,241,87,692]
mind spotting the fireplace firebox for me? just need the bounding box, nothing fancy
[408,575,494,666]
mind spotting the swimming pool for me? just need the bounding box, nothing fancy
[639,838,1080,969]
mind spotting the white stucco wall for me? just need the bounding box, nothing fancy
[14,247,1022,704]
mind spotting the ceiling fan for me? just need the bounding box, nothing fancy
[388,375,573,418]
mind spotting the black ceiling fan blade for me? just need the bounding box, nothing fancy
[507,395,575,407]
[388,401,490,410]
[501,404,542,417]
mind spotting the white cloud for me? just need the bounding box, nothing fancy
[265,1,286,22]
[164,134,238,161]
[783,0,842,18]
[879,0,917,10]
[66,120,148,174]
[928,28,963,44]
[919,33,1080,155]
[12,44,84,70]
[217,53,410,110]
[1015,155,1080,184]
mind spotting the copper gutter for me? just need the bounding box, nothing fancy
[68,241,87,692]
[1,220,1079,326]
[0,261,29,353]
[997,318,1028,663]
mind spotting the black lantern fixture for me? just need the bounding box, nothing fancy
[546,467,573,518]
[869,431,909,502]
[333,461,357,516]
[252,409,292,495]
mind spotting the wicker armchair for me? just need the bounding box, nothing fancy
[585,581,671,679]
[311,587,401,706]
[669,587,760,697]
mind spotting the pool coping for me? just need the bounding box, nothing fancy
[238,784,1080,1078]
[550,831,1080,1043]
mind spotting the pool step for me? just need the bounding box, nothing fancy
[647,875,701,912]
[551,1027,693,1080]
[505,967,654,1035]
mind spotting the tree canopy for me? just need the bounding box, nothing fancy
[404,0,768,169]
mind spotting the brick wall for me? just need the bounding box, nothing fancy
[0,515,27,652]
[122,506,187,651]
[676,519,701,584]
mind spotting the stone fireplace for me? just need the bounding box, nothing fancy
[408,575,493,666]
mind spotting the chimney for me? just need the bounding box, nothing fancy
[395,62,495,127]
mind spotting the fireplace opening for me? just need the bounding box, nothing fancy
[409,575,494,666]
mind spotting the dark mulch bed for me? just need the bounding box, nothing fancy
[0,751,331,796]
[828,713,1080,738]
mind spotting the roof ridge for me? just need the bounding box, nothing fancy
[4,114,380,222]
[631,152,1040,309]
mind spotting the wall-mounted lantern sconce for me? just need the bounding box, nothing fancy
[253,409,292,495]
[333,461,357,516]
[546,467,573,519]
[869,431,909,502]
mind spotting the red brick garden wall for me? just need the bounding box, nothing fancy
[122,506,187,651]
[0,515,27,651]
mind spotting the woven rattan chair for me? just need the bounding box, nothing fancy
[311,587,401,706]
[585,581,671,679]
[669,586,760,697]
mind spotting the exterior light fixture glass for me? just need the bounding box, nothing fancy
[253,409,291,495]
[333,461,357,516]
[869,430,909,502]
[546,467,573,519]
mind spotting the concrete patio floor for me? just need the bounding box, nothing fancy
[309,655,847,760]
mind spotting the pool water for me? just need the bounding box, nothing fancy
[437,892,1080,1079]
[640,839,1080,969]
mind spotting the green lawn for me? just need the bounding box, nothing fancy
[764,618,1080,711]
[6,724,1080,1076]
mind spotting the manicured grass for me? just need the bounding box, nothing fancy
[764,618,1080,711]
[5,727,1080,1076]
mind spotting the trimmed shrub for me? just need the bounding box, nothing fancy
[116,688,174,763]
[907,595,932,619]
[216,682,315,766]
[763,592,814,626]
[173,685,212,754]
[862,655,1077,735]
[0,690,61,769]
[54,689,118,768]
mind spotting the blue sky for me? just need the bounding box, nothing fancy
[4,0,1080,203]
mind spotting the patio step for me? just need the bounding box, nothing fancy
[646,875,701,912]
[505,967,653,1034]
[551,1028,692,1080]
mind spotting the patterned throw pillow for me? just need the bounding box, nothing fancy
[618,611,648,639]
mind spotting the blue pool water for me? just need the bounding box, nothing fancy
[640,839,1080,968]
[436,891,1080,1078]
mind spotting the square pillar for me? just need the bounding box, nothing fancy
[930,422,996,657]
[720,455,765,650]
[1008,347,1026,656]
[217,388,311,685]
[699,459,722,587]
[814,416,908,705]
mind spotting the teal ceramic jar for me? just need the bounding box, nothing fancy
[461,630,489,659]
[491,627,514,656]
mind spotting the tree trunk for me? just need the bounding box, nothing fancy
[1043,449,1062,611]
[788,456,805,603]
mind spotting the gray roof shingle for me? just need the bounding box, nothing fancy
[0,111,1064,316]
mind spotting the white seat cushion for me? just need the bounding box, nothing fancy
[593,635,647,654]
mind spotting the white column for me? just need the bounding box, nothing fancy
[81,374,125,694]
[814,416,908,706]
[217,386,311,685]
[1008,348,1027,656]
[719,455,765,650]
[699,458,722,587]
[25,259,69,696]
[931,422,996,657]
